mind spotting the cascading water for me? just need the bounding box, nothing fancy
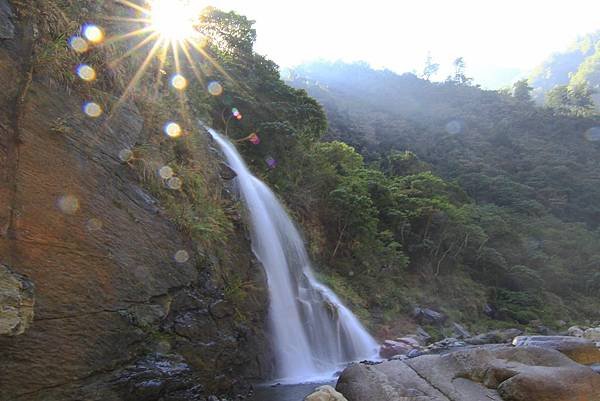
[206,126,379,383]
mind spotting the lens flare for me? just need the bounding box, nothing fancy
[86,218,103,232]
[584,127,600,141]
[57,195,80,214]
[76,64,96,81]
[174,250,190,263]
[83,102,103,118]
[119,149,134,162]
[159,166,174,179]
[83,24,104,43]
[167,177,182,190]
[149,0,202,41]
[69,36,89,53]
[208,81,223,96]
[164,122,182,138]
[171,74,188,90]
[445,120,462,135]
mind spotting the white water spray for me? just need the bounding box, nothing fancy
[206,126,379,383]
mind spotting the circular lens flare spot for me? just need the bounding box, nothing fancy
[174,250,189,263]
[584,127,600,141]
[159,166,174,179]
[167,177,182,190]
[57,195,80,214]
[83,102,103,118]
[445,120,462,135]
[83,24,104,43]
[207,81,223,96]
[171,74,188,90]
[69,36,89,53]
[119,149,133,162]
[76,64,96,81]
[86,218,103,232]
[164,122,182,138]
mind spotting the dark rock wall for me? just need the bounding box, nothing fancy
[0,1,270,399]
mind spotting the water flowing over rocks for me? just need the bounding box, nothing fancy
[208,127,379,382]
[337,345,600,401]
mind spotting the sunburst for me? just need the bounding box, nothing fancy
[76,0,231,120]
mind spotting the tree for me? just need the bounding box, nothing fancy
[421,52,440,81]
[447,57,473,86]
[545,83,596,116]
[513,79,533,102]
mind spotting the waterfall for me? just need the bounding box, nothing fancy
[206,126,379,383]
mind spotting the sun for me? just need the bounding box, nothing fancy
[72,0,235,118]
[148,0,203,42]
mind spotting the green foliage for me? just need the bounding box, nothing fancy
[284,61,600,329]
[512,79,533,103]
[545,83,597,116]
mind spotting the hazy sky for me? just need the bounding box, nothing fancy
[210,0,599,87]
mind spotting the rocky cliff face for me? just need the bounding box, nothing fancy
[0,1,270,399]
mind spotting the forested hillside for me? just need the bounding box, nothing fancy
[530,30,600,107]
[271,61,600,336]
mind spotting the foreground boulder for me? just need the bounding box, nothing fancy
[513,335,600,365]
[584,327,600,341]
[305,385,348,401]
[337,345,600,401]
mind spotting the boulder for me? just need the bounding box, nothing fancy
[0,264,34,336]
[465,328,522,345]
[483,303,496,318]
[395,336,421,348]
[337,345,600,401]
[584,327,600,341]
[413,307,447,325]
[452,322,471,339]
[305,385,348,401]
[513,335,600,365]
[416,326,433,344]
[567,326,584,338]
[380,340,413,359]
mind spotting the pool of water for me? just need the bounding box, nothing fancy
[251,380,336,401]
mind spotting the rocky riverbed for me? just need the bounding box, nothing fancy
[332,330,600,401]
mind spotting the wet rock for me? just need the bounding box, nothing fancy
[567,325,584,337]
[512,335,600,365]
[219,162,237,180]
[465,328,522,345]
[583,327,600,341]
[413,307,447,325]
[305,385,348,401]
[591,363,600,374]
[113,354,205,401]
[451,322,471,339]
[0,264,34,336]
[0,0,14,39]
[337,345,600,401]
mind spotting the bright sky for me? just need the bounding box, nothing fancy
[209,0,599,87]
